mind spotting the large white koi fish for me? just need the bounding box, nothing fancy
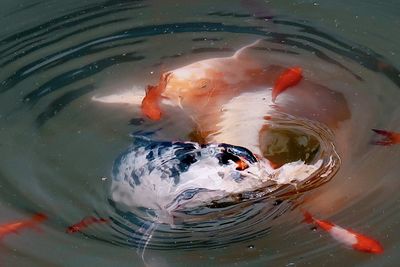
[94,40,349,152]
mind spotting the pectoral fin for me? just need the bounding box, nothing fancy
[92,89,145,106]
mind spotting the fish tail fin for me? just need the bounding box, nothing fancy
[372,128,400,146]
[372,129,391,136]
[32,213,48,223]
[301,209,314,224]
[141,73,171,121]
[141,86,162,120]
[272,67,303,103]
[271,88,279,102]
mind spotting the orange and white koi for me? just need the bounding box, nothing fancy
[0,213,47,238]
[66,216,109,233]
[303,210,383,254]
[372,129,400,146]
[92,41,350,153]
[138,40,281,120]
[271,66,303,102]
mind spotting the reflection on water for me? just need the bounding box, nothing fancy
[0,0,399,266]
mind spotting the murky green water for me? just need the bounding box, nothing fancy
[0,0,399,266]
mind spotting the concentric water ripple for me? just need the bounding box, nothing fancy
[0,1,399,266]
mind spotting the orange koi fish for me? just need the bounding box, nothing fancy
[138,40,279,121]
[372,129,400,146]
[92,41,350,152]
[0,213,47,238]
[272,66,303,102]
[66,216,109,233]
[303,210,383,254]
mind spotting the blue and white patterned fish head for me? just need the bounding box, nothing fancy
[110,137,273,219]
[110,136,324,224]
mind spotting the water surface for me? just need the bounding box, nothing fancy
[0,0,399,266]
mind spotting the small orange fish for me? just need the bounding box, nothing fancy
[141,72,171,120]
[66,216,109,233]
[0,213,47,238]
[272,66,303,102]
[372,129,400,146]
[303,210,383,254]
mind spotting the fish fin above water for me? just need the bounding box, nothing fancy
[141,73,172,121]
[233,39,262,59]
[272,66,303,102]
[301,209,315,224]
[91,88,145,105]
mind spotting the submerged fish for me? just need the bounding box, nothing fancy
[372,129,400,146]
[66,216,109,234]
[0,213,47,238]
[111,136,322,224]
[93,40,349,154]
[303,210,384,254]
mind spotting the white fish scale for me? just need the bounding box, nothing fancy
[177,158,269,193]
[209,89,323,184]
[330,225,357,246]
[171,57,254,85]
[212,90,274,156]
[172,61,211,80]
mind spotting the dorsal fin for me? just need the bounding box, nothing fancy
[233,39,261,59]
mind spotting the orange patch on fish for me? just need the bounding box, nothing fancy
[272,66,303,102]
[0,213,47,238]
[235,158,249,170]
[141,73,171,120]
[302,210,383,254]
[372,129,400,146]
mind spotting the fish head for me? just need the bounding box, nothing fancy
[164,142,271,212]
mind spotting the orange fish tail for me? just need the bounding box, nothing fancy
[372,129,391,136]
[302,210,314,224]
[372,128,400,146]
[141,85,162,120]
